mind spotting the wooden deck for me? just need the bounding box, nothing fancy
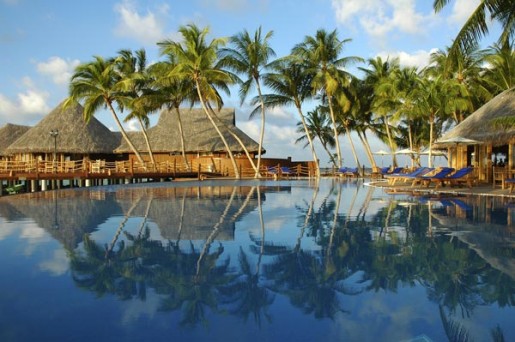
[0,159,314,195]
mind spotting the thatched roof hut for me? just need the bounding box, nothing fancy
[435,88,515,147]
[5,100,120,155]
[0,123,31,156]
[114,108,262,154]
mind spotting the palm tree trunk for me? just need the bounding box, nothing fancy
[428,113,435,168]
[384,118,397,167]
[174,106,190,170]
[196,84,240,178]
[106,100,147,168]
[295,104,320,177]
[327,95,343,168]
[207,104,258,175]
[137,117,157,171]
[345,126,361,170]
[357,130,376,169]
[255,80,266,178]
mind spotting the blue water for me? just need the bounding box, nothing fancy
[0,179,513,342]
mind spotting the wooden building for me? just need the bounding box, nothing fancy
[0,123,30,161]
[114,107,264,173]
[434,88,515,184]
[4,101,120,165]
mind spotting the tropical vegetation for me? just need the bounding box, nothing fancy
[66,7,514,176]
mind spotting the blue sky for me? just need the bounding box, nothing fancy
[0,0,499,167]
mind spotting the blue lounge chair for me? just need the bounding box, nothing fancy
[414,167,455,187]
[336,167,348,175]
[387,167,404,175]
[344,167,359,177]
[280,166,293,177]
[384,167,433,185]
[443,167,475,188]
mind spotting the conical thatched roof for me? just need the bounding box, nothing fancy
[114,108,262,153]
[0,123,31,156]
[5,100,120,154]
[436,88,515,146]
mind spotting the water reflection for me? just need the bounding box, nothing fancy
[0,180,513,341]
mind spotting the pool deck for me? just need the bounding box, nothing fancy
[367,179,515,199]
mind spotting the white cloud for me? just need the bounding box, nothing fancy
[376,48,438,68]
[39,249,69,276]
[36,57,80,85]
[126,118,139,131]
[332,0,436,40]
[0,77,51,124]
[18,90,49,113]
[113,0,171,45]
[0,94,18,117]
[448,0,480,25]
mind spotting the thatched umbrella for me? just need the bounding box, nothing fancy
[5,100,119,155]
[114,108,261,154]
[0,123,31,157]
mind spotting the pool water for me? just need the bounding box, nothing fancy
[0,179,513,341]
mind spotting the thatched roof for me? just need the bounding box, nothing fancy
[0,123,31,156]
[5,100,120,154]
[436,88,515,147]
[114,108,262,154]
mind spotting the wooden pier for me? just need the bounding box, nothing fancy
[0,159,223,195]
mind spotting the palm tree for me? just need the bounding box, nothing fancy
[67,56,146,165]
[114,48,157,169]
[361,56,401,167]
[157,24,241,178]
[262,57,321,177]
[433,0,514,62]
[219,27,276,177]
[333,87,362,170]
[412,75,467,167]
[147,56,196,170]
[427,44,485,123]
[295,106,337,167]
[292,29,362,168]
[481,41,515,95]
[348,78,382,169]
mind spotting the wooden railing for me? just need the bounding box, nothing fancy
[0,160,315,179]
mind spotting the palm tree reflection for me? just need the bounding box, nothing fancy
[63,182,514,333]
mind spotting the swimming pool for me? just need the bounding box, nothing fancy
[0,179,513,341]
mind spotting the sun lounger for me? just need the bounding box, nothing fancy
[336,167,348,175]
[443,167,475,188]
[384,167,433,185]
[387,167,404,175]
[343,167,359,177]
[506,179,515,193]
[413,167,455,188]
[267,166,293,179]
